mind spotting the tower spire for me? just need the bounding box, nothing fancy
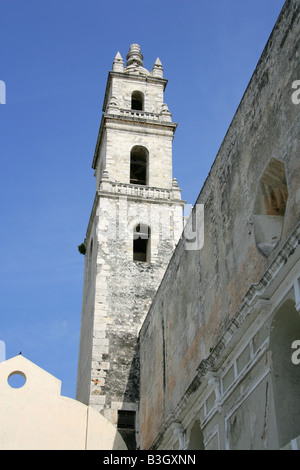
[126,43,144,67]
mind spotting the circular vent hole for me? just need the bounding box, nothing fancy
[7,371,26,388]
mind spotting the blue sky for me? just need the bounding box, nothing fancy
[0,0,285,398]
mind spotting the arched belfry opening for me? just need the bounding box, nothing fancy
[133,224,150,262]
[130,146,148,186]
[131,90,144,111]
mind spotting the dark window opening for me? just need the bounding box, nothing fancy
[117,410,136,450]
[117,410,135,430]
[130,146,148,185]
[131,91,144,111]
[133,224,150,262]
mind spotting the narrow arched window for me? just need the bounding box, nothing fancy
[131,91,144,111]
[133,224,150,262]
[130,146,148,185]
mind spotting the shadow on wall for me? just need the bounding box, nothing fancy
[102,331,139,450]
[117,341,140,450]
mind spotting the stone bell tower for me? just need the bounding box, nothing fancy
[76,44,185,448]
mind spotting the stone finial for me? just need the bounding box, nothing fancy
[152,57,163,78]
[100,169,111,192]
[172,177,181,200]
[107,96,119,114]
[112,51,124,72]
[126,44,143,67]
[161,103,172,122]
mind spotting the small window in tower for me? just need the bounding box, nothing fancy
[117,410,136,430]
[131,91,144,111]
[133,224,150,262]
[117,410,137,450]
[130,146,148,185]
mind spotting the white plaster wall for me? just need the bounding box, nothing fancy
[0,355,127,450]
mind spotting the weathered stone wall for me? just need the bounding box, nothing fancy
[76,217,97,405]
[91,194,183,410]
[103,122,175,190]
[139,0,300,450]
[111,76,165,114]
[76,190,184,449]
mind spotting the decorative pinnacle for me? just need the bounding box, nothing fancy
[112,51,124,72]
[126,44,143,67]
[154,57,162,67]
[152,57,163,78]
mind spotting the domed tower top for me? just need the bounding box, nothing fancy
[126,43,144,67]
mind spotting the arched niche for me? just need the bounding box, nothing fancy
[269,298,300,448]
[253,158,288,257]
[187,420,205,450]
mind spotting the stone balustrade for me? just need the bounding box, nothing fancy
[119,109,160,121]
[110,182,172,199]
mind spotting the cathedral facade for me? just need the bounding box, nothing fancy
[77,0,300,450]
